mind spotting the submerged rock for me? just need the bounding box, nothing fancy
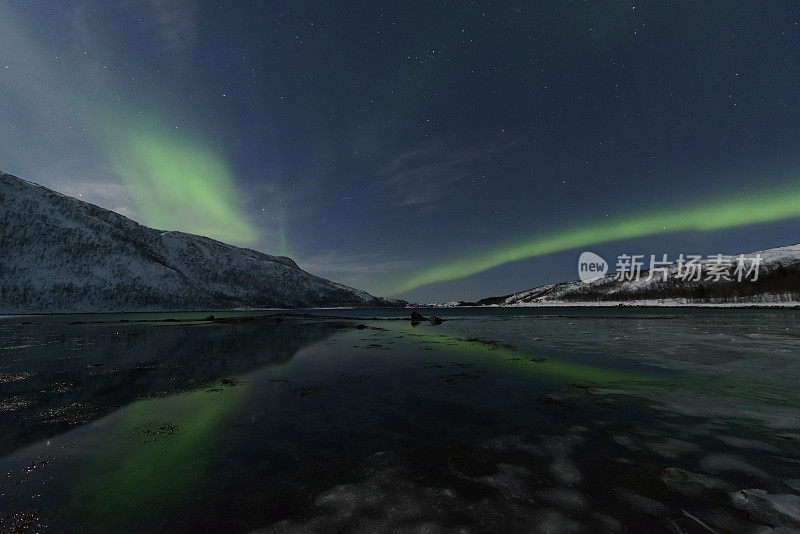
[731,489,800,528]
[408,312,444,325]
[661,468,732,496]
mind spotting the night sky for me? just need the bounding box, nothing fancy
[2,1,800,302]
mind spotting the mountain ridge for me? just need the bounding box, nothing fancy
[0,172,401,313]
[450,245,800,307]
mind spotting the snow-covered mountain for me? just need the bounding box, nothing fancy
[463,245,800,306]
[0,172,400,313]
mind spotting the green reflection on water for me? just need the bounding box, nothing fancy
[392,323,660,388]
[67,384,250,528]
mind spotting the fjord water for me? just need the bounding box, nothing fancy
[1,309,799,532]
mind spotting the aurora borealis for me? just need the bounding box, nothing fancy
[390,180,800,294]
[108,127,258,244]
[2,1,800,301]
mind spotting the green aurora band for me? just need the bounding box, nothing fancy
[0,6,260,247]
[388,182,800,295]
[105,127,258,245]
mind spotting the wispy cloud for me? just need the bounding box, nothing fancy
[298,251,417,275]
[54,177,138,220]
[129,0,199,53]
[377,135,523,207]
[296,251,418,290]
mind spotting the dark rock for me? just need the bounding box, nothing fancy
[440,373,480,384]
[429,315,443,325]
[292,385,325,397]
[410,312,427,321]
[731,489,800,528]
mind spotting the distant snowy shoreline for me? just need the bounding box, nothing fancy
[437,244,800,308]
[428,301,800,309]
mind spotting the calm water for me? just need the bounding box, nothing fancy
[1,308,799,533]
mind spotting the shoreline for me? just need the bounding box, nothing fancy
[433,301,800,308]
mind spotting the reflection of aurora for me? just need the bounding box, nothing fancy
[5,314,798,531]
[69,386,249,526]
[63,321,653,528]
[388,183,800,294]
[393,323,655,387]
[0,316,357,530]
[18,316,798,532]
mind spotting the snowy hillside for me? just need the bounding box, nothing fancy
[466,245,800,306]
[0,172,399,313]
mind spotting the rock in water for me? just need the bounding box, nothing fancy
[731,489,800,528]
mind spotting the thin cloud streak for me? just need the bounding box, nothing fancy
[377,135,523,207]
[298,251,417,275]
[127,0,199,53]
